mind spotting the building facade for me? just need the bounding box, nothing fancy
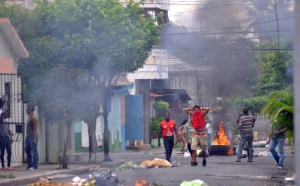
[0,18,29,164]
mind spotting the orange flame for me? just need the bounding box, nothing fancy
[212,121,234,155]
[212,121,230,146]
[135,179,148,186]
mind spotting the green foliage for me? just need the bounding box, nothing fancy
[150,116,164,136]
[154,101,169,116]
[261,88,294,138]
[150,101,169,136]
[253,41,292,96]
[234,96,267,115]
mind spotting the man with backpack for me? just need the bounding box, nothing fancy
[184,105,210,166]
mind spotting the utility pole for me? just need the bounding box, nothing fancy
[294,0,300,185]
[274,0,280,48]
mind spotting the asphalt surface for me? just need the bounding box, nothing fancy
[50,118,295,186]
[51,145,294,186]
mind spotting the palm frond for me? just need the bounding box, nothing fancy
[261,89,294,138]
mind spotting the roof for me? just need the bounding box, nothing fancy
[168,54,212,73]
[0,18,29,58]
[151,89,191,101]
[111,74,133,87]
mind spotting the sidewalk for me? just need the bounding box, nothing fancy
[0,159,124,186]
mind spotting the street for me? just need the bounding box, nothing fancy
[50,145,294,186]
[45,118,294,186]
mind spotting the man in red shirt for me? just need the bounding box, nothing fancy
[184,105,210,167]
[159,112,177,163]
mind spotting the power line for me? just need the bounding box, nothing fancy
[174,3,253,13]
[161,16,293,35]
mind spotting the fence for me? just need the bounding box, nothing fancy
[0,74,24,163]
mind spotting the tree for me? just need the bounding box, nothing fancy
[234,96,267,115]
[9,0,159,162]
[253,41,292,96]
[261,88,293,139]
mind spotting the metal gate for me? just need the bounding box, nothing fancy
[125,95,143,141]
[0,74,24,164]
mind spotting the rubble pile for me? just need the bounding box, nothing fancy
[29,180,72,186]
[89,169,120,186]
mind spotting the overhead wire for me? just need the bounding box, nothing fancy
[161,16,293,36]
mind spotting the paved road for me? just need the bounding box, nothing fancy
[42,118,295,186]
[52,146,294,186]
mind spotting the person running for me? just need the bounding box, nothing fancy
[184,105,210,167]
[174,120,188,154]
[159,112,177,163]
[269,124,287,169]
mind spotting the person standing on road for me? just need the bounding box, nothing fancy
[25,104,39,170]
[269,124,287,169]
[206,120,213,150]
[236,110,256,158]
[174,120,187,154]
[0,111,13,170]
[184,105,210,167]
[236,108,256,163]
[183,117,194,156]
[159,112,177,163]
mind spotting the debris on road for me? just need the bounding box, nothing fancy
[89,169,119,186]
[28,179,71,186]
[140,158,172,168]
[253,140,269,147]
[117,161,144,170]
[180,179,208,186]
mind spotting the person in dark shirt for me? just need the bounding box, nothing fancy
[25,104,39,171]
[0,111,13,170]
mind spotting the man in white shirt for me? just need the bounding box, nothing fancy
[206,122,213,149]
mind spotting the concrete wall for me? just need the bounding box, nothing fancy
[46,122,75,163]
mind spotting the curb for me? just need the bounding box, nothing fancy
[0,160,124,186]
